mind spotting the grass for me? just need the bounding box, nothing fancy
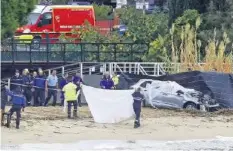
[169,19,232,73]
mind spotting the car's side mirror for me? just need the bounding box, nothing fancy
[37,21,42,27]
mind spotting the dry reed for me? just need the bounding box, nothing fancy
[169,18,232,73]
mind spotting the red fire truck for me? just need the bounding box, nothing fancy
[15,5,118,48]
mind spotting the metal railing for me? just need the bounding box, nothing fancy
[1,41,149,63]
[43,62,168,79]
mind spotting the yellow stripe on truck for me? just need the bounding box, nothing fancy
[14,35,33,44]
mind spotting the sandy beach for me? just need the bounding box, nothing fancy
[1,106,233,144]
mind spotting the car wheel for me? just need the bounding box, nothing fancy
[184,102,197,110]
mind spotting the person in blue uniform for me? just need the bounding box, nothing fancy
[132,87,144,128]
[10,70,23,91]
[72,73,83,107]
[5,86,26,129]
[1,86,7,126]
[22,69,32,106]
[30,71,37,106]
[59,73,68,106]
[34,70,46,106]
[100,73,114,89]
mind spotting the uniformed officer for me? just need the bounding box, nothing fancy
[1,88,7,126]
[72,72,83,107]
[62,76,79,118]
[31,71,37,106]
[45,70,58,106]
[111,72,119,89]
[132,87,144,128]
[59,73,68,106]
[10,70,23,91]
[100,73,114,89]
[22,69,32,106]
[5,86,26,129]
[34,70,46,106]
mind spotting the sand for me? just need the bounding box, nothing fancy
[1,106,233,144]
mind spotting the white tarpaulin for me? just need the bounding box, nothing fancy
[82,85,135,123]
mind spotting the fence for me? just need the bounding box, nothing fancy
[1,40,149,63]
[1,71,232,109]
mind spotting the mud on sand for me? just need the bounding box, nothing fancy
[1,106,233,144]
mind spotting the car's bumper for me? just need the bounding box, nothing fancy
[199,103,220,111]
[205,103,220,108]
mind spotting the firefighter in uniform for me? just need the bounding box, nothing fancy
[62,76,79,118]
[112,72,119,89]
[132,87,144,128]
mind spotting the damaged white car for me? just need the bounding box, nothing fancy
[131,79,219,111]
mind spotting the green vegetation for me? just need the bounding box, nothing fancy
[1,0,37,38]
[1,1,233,72]
[93,4,113,20]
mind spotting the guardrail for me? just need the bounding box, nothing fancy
[43,62,168,79]
[1,41,149,63]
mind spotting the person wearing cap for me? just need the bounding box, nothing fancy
[45,70,58,106]
[5,86,26,129]
[132,87,145,128]
[59,73,69,106]
[62,76,79,118]
[10,70,23,91]
[72,72,83,107]
[34,70,47,106]
[111,72,119,89]
[22,69,32,106]
[100,73,114,89]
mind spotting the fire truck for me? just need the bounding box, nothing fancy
[15,5,119,48]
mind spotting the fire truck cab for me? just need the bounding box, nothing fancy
[15,5,96,48]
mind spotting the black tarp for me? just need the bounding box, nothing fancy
[120,71,233,108]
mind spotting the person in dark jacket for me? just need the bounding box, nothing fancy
[132,87,144,128]
[59,73,68,106]
[31,71,37,106]
[5,86,26,129]
[22,69,32,106]
[72,73,83,107]
[34,70,46,106]
[10,70,23,91]
[100,73,114,89]
[1,88,7,126]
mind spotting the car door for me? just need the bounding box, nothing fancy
[34,12,53,34]
[152,91,184,109]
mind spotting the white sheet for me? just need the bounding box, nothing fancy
[82,85,134,123]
